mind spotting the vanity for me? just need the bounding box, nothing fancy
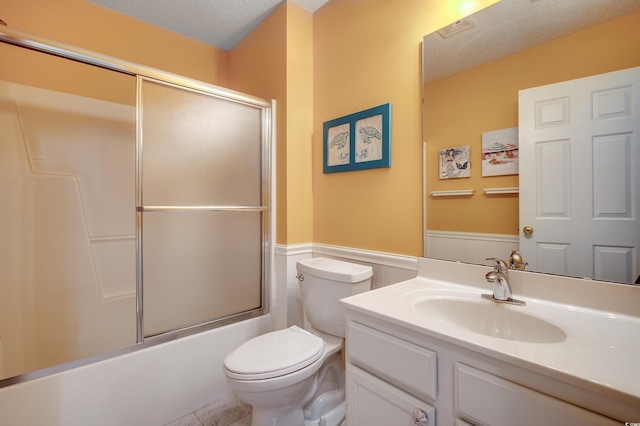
[341,258,640,425]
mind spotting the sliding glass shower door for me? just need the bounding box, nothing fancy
[0,27,272,383]
[0,41,138,380]
[139,78,267,337]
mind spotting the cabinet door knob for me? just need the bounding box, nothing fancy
[412,409,428,426]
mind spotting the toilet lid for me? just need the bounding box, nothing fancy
[224,326,325,380]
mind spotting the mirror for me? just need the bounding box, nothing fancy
[423,0,640,283]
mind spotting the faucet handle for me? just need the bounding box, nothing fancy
[485,257,508,273]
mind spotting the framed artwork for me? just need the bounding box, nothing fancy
[439,145,471,179]
[323,103,391,173]
[481,127,519,176]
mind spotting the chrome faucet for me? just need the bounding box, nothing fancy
[483,257,525,306]
[508,250,528,270]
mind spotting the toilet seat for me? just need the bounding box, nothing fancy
[224,326,325,381]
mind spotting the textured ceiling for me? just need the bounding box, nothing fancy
[89,0,640,65]
[424,0,640,82]
[89,0,330,50]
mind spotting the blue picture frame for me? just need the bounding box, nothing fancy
[323,103,391,173]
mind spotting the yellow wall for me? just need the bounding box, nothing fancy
[312,0,498,256]
[18,0,632,257]
[285,4,314,244]
[2,0,228,86]
[0,41,136,105]
[228,1,314,245]
[227,4,289,243]
[425,11,640,235]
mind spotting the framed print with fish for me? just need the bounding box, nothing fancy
[323,103,391,173]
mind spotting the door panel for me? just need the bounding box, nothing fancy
[519,66,640,283]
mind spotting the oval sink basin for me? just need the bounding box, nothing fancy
[414,297,568,343]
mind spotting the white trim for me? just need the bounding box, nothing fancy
[423,141,428,260]
[312,243,418,271]
[275,243,417,271]
[276,243,419,323]
[274,243,313,256]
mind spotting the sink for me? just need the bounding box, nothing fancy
[414,297,568,343]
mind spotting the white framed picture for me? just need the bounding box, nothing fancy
[439,145,470,179]
[481,127,519,177]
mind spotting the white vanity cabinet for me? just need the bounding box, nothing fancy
[345,312,623,426]
[347,367,436,426]
[346,320,437,425]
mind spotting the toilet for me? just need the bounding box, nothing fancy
[223,257,373,426]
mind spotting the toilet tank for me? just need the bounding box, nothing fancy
[296,257,372,338]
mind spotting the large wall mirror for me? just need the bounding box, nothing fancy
[423,0,640,284]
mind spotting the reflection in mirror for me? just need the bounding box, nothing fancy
[423,0,640,284]
[0,41,138,380]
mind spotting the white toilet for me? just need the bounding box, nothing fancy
[223,257,373,426]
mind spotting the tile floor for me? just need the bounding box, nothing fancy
[165,396,251,426]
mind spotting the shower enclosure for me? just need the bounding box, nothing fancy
[0,27,273,384]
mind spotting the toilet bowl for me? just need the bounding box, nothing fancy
[223,257,373,426]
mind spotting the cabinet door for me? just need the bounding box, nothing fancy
[347,365,435,426]
[456,364,620,426]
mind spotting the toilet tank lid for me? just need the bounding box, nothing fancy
[297,257,373,283]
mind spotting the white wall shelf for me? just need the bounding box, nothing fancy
[483,187,519,195]
[430,190,475,197]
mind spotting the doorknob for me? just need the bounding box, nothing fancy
[523,226,534,236]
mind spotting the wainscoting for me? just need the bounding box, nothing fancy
[184,244,419,425]
[172,240,516,425]
[275,243,420,329]
[424,230,519,266]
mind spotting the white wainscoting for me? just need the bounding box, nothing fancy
[424,230,519,266]
[275,243,419,328]
[312,244,418,289]
[274,243,313,329]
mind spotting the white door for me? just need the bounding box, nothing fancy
[519,66,640,283]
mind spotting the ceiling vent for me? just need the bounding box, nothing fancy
[437,17,476,39]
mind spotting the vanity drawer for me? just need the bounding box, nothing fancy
[455,363,620,426]
[347,365,436,426]
[347,321,437,401]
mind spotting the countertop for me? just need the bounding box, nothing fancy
[341,258,640,407]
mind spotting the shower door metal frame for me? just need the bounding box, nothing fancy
[135,75,273,342]
[0,26,274,384]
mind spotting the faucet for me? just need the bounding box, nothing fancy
[508,250,528,270]
[483,257,525,306]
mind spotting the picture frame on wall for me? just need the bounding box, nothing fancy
[481,127,519,177]
[323,103,391,173]
[439,145,471,179]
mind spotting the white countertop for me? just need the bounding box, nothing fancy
[341,258,640,406]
